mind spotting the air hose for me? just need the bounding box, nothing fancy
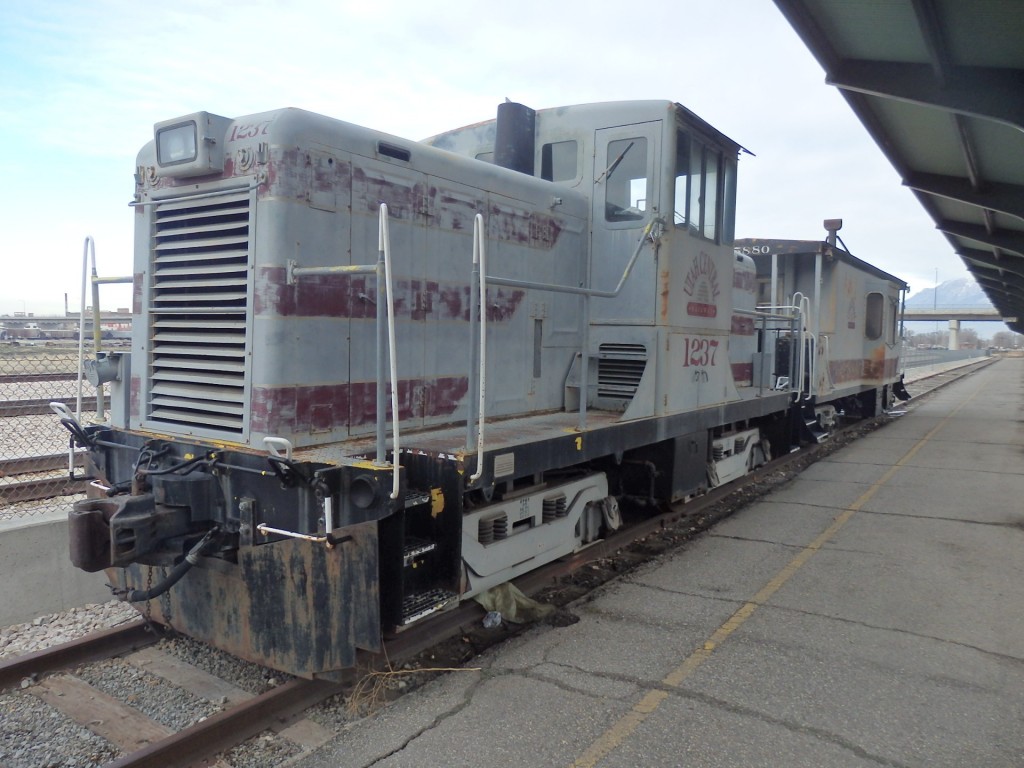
[121,527,220,603]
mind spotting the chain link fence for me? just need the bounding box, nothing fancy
[0,341,112,522]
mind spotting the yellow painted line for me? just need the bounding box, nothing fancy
[570,385,982,768]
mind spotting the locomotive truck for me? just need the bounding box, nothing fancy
[59,100,908,677]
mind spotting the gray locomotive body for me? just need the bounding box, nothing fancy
[65,101,907,677]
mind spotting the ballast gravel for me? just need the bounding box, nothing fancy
[159,634,291,695]
[1,601,320,767]
[1,691,120,768]
[0,600,138,659]
[76,657,220,731]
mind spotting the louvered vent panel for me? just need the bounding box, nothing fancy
[147,192,251,435]
[597,343,647,400]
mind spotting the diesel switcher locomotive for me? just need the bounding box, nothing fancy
[61,100,908,677]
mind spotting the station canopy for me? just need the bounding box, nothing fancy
[774,0,1024,333]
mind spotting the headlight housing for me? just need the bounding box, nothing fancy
[153,112,231,178]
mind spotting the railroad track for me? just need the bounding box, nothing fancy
[0,453,88,505]
[0,396,98,418]
[0,372,78,385]
[0,358,998,767]
[0,620,345,768]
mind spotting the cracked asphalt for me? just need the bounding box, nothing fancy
[294,358,1024,768]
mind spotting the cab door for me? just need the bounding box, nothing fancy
[590,122,661,324]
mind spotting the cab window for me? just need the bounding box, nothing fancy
[674,129,733,243]
[541,140,578,182]
[865,292,884,340]
[604,137,648,222]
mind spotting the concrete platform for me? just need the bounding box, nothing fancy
[0,507,111,626]
[295,357,1024,768]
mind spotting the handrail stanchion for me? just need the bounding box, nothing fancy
[77,238,93,427]
[288,206,401,501]
[466,217,481,453]
[379,205,401,500]
[376,219,387,466]
[71,237,132,472]
[469,215,487,485]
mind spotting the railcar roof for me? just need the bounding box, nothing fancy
[735,237,909,290]
[425,100,747,156]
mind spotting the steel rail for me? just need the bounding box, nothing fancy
[0,453,85,476]
[0,397,97,418]
[0,372,78,385]
[104,677,345,768]
[0,476,89,504]
[0,453,88,504]
[0,621,160,693]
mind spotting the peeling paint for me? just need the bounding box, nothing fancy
[251,376,470,434]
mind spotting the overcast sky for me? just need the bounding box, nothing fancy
[0,0,970,316]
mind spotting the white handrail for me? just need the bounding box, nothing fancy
[378,205,401,500]
[76,237,95,428]
[469,214,487,484]
[790,292,813,401]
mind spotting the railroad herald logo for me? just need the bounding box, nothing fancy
[683,252,721,318]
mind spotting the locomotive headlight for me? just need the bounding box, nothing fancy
[152,112,231,178]
[156,121,198,165]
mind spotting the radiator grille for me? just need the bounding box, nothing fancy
[597,343,647,400]
[147,191,251,435]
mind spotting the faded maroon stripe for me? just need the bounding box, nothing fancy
[254,267,359,318]
[251,376,469,434]
[251,383,351,435]
[255,266,523,321]
[731,362,753,384]
[732,269,756,291]
[731,315,755,336]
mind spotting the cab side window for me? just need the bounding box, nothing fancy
[865,292,884,340]
[541,140,578,182]
[675,129,733,243]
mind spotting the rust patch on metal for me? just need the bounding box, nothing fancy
[250,383,348,435]
[254,267,354,318]
[483,288,526,322]
[828,356,900,384]
[348,376,469,426]
[732,268,756,292]
[130,375,141,419]
[255,268,522,322]
[488,202,532,245]
[731,315,755,336]
[266,148,353,204]
[529,213,562,249]
[731,362,753,386]
[352,165,423,219]
[435,187,484,232]
[660,269,671,323]
[132,273,144,316]
[114,521,380,677]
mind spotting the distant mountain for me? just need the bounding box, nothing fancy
[904,277,994,308]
